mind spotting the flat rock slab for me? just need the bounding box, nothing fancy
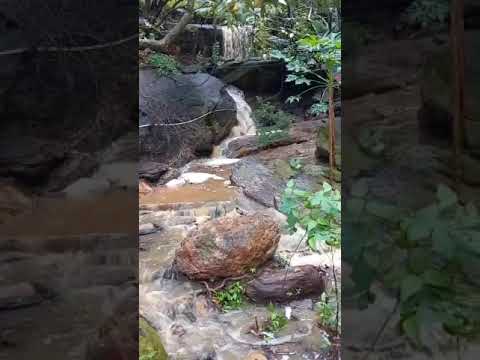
[0,282,43,310]
[230,159,286,208]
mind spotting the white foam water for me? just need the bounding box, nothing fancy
[211,86,256,158]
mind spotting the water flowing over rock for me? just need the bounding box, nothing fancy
[221,26,253,61]
[211,86,256,158]
[174,213,280,280]
[180,24,253,61]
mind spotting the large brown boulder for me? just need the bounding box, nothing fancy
[175,213,281,280]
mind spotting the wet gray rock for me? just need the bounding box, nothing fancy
[0,282,43,310]
[139,69,237,166]
[230,159,286,208]
[139,223,160,236]
[139,161,169,182]
[213,58,285,94]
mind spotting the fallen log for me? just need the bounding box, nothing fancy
[246,265,326,303]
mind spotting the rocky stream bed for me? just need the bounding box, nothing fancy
[138,87,341,359]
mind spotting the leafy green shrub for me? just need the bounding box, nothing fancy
[211,41,222,66]
[148,53,180,76]
[253,98,292,130]
[289,158,303,172]
[257,128,290,147]
[345,183,480,350]
[214,282,245,311]
[281,181,341,250]
[316,294,337,331]
[265,304,288,335]
[254,98,292,147]
[402,0,449,28]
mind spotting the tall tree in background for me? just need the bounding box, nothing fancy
[450,0,465,190]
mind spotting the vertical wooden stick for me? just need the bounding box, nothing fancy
[450,0,465,190]
[328,72,336,177]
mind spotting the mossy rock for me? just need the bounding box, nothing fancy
[315,121,341,167]
[272,159,296,180]
[140,318,168,360]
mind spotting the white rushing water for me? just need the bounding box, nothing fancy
[221,25,253,61]
[211,86,256,158]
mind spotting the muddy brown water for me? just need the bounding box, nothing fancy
[139,179,235,206]
[0,190,138,237]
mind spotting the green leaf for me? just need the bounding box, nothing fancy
[432,227,454,257]
[423,270,449,288]
[351,178,369,197]
[407,219,432,242]
[402,315,420,345]
[401,275,423,302]
[365,201,403,221]
[436,184,458,209]
[346,198,365,217]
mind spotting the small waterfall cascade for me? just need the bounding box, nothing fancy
[221,25,253,61]
[211,86,256,158]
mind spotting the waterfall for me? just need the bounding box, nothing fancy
[211,86,256,158]
[221,26,253,61]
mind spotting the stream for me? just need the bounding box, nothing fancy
[139,87,337,360]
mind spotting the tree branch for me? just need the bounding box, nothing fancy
[139,0,195,52]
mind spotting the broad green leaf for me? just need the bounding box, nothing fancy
[401,275,423,302]
[351,178,369,197]
[402,315,420,344]
[402,315,420,345]
[423,270,449,288]
[432,227,454,258]
[365,201,403,221]
[346,198,365,217]
[436,184,458,209]
[407,219,432,242]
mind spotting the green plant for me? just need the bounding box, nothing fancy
[148,53,180,76]
[253,98,292,129]
[345,182,480,352]
[316,294,337,331]
[289,158,303,172]
[253,17,272,56]
[402,0,449,28]
[281,181,341,250]
[253,98,292,147]
[214,281,245,311]
[139,318,168,360]
[257,127,290,147]
[265,303,288,335]
[211,41,222,66]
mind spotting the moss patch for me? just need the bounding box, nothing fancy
[139,318,168,360]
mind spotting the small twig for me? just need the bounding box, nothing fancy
[282,230,308,290]
[331,250,340,335]
[202,274,250,296]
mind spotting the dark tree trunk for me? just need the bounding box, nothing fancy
[450,0,465,189]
